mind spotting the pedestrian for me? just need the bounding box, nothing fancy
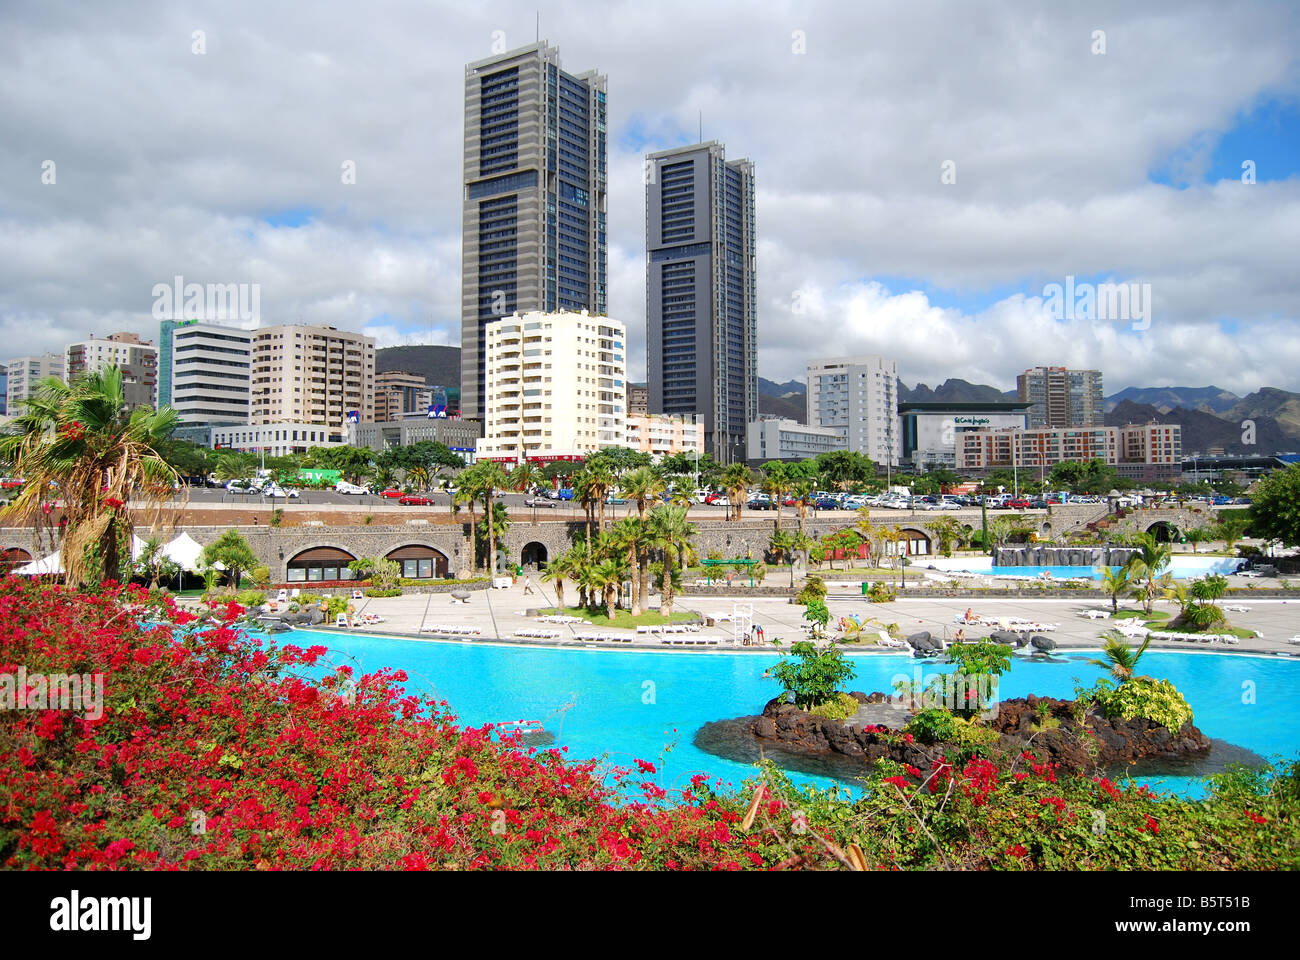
[756,624,764,643]
[522,575,535,595]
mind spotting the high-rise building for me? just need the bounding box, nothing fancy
[159,319,252,426]
[5,353,65,412]
[211,324,376,454]
[627,383,649,416]
[1016,366,1104,428]
[373,370,428,423]
[806,355,899,465]
[476,310,625,463]
[460,41,608,421]
[645,141,757,464]
[65,332,158,410]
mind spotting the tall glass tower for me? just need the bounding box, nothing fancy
[645,141,756,464]
[460,42,607,421]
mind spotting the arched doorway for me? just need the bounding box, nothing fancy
[286,546,357,584]
[521,542,548,569]
[1,547,32,573]
[1146,521,1180,543]
[895,528,932,556]
[385,544,449,580]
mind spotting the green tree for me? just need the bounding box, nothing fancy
[0,366,179,587]
[1127,533,1173,614]
[1248,463,1300,548]
[761,462,792,532]
[1097,564,1135,613]
[768,641,857,710]
[201,530,259,592]
[1089,630,1152,683]
[814,450,874,491]
[927,514,964,557]
[719,462,752,521]
[648,504,696,616]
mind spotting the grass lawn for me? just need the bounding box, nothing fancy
[1113,609,1170,621]
[539,606,700,628]
[1146,622,1259,639]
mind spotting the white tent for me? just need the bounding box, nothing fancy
[161,531,205,572]
[15,535,152,576]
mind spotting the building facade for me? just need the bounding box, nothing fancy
[348,416,482,458]
[5,353,64,412]
[160,319,253,426]
[746,418,843,461]
[373,370,428,423]
[625,413,703,459]
[476,310,625,463]
[898,401,1033,471]
[645,141,757,464]
[460,41,608,421]
[249,325,375,430]
[65,333,157,409]
[1016,366,1104,428]
[806,355,899,465]
[627,383,649,416]
[957,422,1182,481]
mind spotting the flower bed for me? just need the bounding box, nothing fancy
[1,577,1295,871]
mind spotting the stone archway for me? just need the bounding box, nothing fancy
[1,547,32,573]
[1145,520,1180,543]
[521,542,549,569]
[895,528,933,556]
[286,545,358,584]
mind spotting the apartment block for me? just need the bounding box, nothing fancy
[645,141,757,464]
[1016,366,1104,428]
[159,319,252,425]
[373,370,428,423]
[625,413,703,459]
[461,42,608,420]
[476,310,625,463]
[6,353,64,412]
[956,422,1182,481]
[746,418,843,461]
[65,332,158,409]
[627,383,649,416]
[806,355,899,465]
[249,324,374,429]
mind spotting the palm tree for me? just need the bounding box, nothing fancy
[1089,630,1152,682]
[762,463,792,532]
[541,548,579,610]
[927,514,964,558]
[584,461,616,533]
[1097,563,1135,613]
[406,464,431,492]
[609,516,644,616]
[214,453,254,483]
[572,468,597,543]
[648,503,696,616]
[591,556,628,620]
[791,478,817,538]
[720,463,752,521]
[1127,533,1172,614]
[473,462,508,574]
[620,467,664,611]
[0,367,179,588]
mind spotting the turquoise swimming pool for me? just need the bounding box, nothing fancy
[294,630,1300,800]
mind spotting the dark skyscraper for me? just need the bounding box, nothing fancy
[460,42,607,421]
[645,141,756,463]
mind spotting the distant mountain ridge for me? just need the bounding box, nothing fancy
[375,345,461,387]
[1104,385,1240,414]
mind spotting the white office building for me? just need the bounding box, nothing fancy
[476,310,626,463]
[6,353,65,411]
[806,355,900,465]
[746,418,843,461]
[161,320,253,426]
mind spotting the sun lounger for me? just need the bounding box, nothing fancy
[335,614,349,628]
[276,589,289,604]
[1079,609,1110,619]
[1288,636,1300,645]
[1224,605,1251,613]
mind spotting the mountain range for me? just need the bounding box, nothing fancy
[381,348,1299,456]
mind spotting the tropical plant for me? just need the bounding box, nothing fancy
[1127,533,1173,614]
[609,516,644,616]
[200,530,259,592]
[761,462,791,532]
[768,641,857,710]
[1089,629,1152,682]
[927,514,965,558]
[1094,676,1194,734]
[647,504,696,616]
[802,597,831,637]
[541,546,581,611]
[0,366,179,587]
[791,478,817,538]
[133,534,180,590]
[719,463,752,521]
[1097,563,1135,613]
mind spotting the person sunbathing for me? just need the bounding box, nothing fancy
[963,607,976,623]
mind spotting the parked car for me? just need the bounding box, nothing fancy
[1005,498,1032,510]
[813,497,839,510]
[399,494,434,506]
[225,479,258,494]
[335,481,370,495]
[378,489,405,499]
[747,495,774,510]
[555,488,575,501]
[605,495,628,505]
[524,496,556,508]
[262,484,300,499]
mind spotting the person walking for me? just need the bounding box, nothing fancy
[522,575,535,595]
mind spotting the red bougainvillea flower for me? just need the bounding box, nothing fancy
[1245,808,1266,825]
[635,759,656,775]
[1006,844,1028,858]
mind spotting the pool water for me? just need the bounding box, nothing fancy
[292,631,1300,801]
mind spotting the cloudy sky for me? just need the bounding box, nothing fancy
[2,0,1298,396]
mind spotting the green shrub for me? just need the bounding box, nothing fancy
[769,641,856,710]
[795,575,826,605]
[364,587,402,598]
[866,581,896,602]
[234,590,266,607]
[809,692,860,721]
[905,708,958,744]
[1096,677,1194,734]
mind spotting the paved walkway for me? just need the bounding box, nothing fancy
[274,580,1300,658]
